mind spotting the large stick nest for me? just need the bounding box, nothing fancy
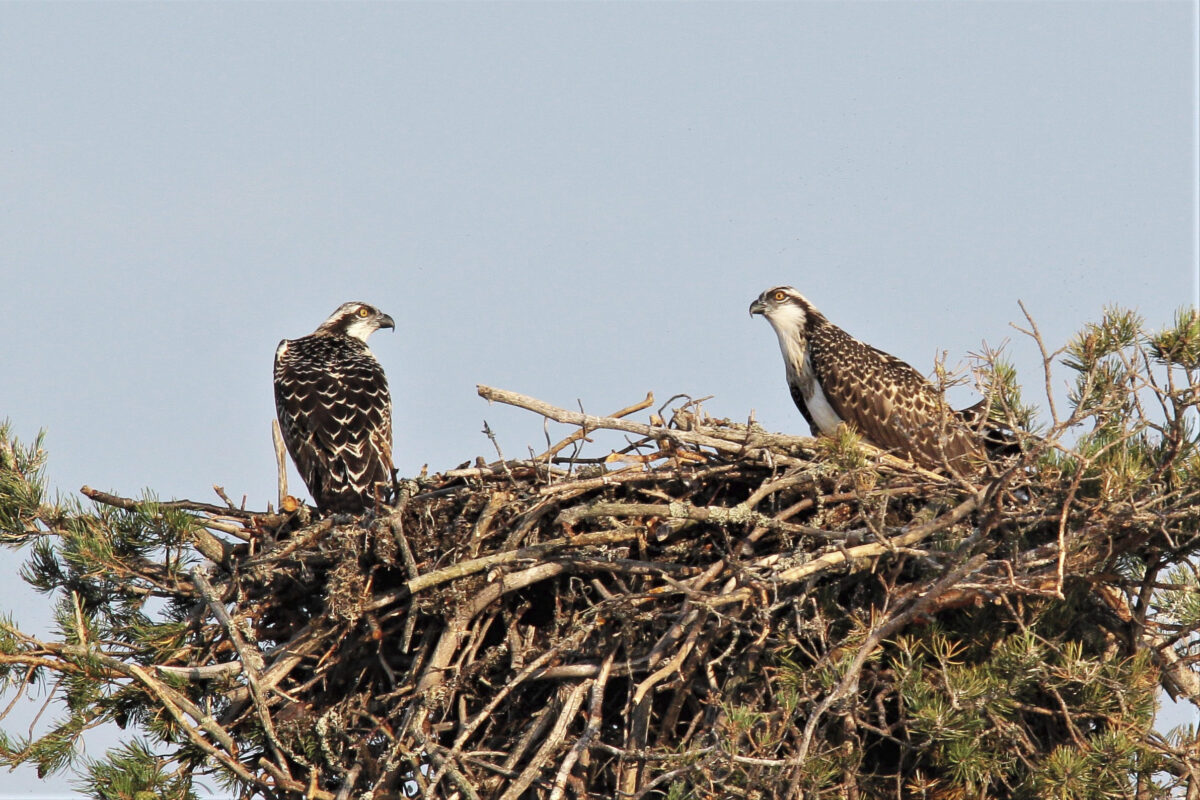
[96,385,1193,799]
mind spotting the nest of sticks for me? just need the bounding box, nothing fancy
[114,384,1170,799]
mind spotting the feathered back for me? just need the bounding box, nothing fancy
[805,311,984,469]
[274,302,395,513]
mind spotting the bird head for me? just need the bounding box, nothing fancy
[749,286,811,333]
[317,302,396,342]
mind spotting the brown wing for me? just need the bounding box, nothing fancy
[274,335,393,513]
[807,324,982,471]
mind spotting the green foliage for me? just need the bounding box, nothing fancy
[1064,307,1145,371]
[78,739,197,800]
[0,421,47,541]
[816,421,870,471]
[1158,563,1200,628]
[1063,307,1145,435]
[977,349,1040,433]
[1149,307,1200,369]
[881,614,1160,799]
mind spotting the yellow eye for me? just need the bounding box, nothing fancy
[357,307,371,318]
[773,291,786,302]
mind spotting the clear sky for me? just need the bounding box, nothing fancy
[0,3,1195,796]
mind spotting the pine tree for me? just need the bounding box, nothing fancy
[2,308,1199,799]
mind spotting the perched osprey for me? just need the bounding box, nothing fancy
[750,286,984,471]
[274,302,396,513]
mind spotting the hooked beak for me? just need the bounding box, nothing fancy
[379,313,396,331]
[749,298,766,317]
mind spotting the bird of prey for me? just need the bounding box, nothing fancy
[749,286,984,471]
[274,302,396,513]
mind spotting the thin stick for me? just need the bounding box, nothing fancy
[80,485,286,532]
[1016,300,1062,426]
[535,391,656,462]
[556,499,837,538]
[272,418,289,509]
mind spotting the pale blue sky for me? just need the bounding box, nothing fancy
[0,3,1195,795]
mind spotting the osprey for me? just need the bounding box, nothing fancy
[750,286,984,471]
[274,302,396,513]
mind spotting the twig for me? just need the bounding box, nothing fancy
[535,391,655,462]
[220,622,321,711]
[212,485,240,511]
[155,662,245,681]
[1015,300,1063,426]
[81,485,261,522]
[557,499,836,538]
[412,725,481,800]
[482,420,516,484]
[272,418,289,509]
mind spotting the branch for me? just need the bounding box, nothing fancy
[478,385,806,465]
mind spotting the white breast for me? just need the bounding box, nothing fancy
[772,321,845,437]
[801,368,844,436]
